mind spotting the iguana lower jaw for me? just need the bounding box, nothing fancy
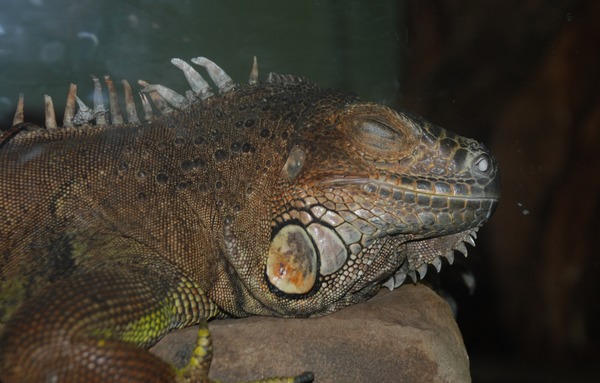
[304,171,498,289]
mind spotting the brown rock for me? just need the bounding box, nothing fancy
[151,284,470,383]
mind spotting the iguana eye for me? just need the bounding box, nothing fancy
[352,119,404,153]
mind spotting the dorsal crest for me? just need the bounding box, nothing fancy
[0,56,319,146]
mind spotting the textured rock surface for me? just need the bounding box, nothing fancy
[151,284,470,382]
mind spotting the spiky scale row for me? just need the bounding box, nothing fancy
[381,227,479,289]
[10,56,259,131]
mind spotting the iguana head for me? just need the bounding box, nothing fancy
[252,82,500,317]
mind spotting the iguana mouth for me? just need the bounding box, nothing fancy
[320,177,500,202]
[318,178,499,235]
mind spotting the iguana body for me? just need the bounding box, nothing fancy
[0,56,500,382]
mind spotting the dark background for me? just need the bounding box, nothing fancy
[1,1,598,382]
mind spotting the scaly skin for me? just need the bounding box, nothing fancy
[0,56,500,382]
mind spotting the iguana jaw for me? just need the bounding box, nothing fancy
[259,173,498,315]
[312,177,498,289]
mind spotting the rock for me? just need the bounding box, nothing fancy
[150,284,470,383]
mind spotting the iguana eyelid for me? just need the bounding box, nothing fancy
[362,118,403,142]
[361,118,398,138]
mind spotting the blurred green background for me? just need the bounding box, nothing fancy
[0,0,405,126]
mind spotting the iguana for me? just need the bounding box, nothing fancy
[0,56,500,382]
